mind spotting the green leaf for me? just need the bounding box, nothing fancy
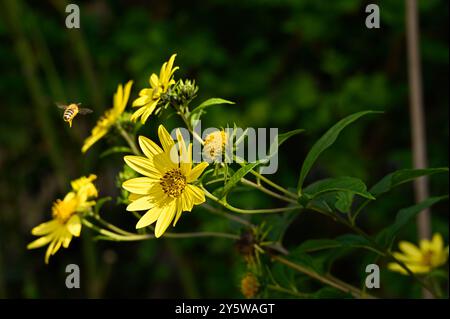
[100,146,132,158]
[303,177,375,201]
[189,98,234,126]
[376,195,448,248]
[220,161,260,198]
[335,192,354,213]
[296,239,341,252]
[370,168,449,197]
[297,110,380,193]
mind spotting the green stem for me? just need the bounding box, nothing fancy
[267,284,310,298]
[95,231,240,241]
[202,186,301,214]
[241,178,298,204]
[273,255,376,299]
[116,123,141,155]
[201,203,254,228]
[249,169,298,199]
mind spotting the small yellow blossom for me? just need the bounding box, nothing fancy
[27,175,98,263]
[388,233,449,275]
[82,81,133,153]
[241,273,260,298]
[203,130,228,162]
[131,54,178,124]
[122,125,208,237]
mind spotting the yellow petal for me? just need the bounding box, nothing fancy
[31,220,59,236]
[185,185,206,205]
[181,188,194,212]
[155,201,177,238]
[139,135,163,159]
[399,241,422,260]
[120,80,133,112]
[387,262,408,275]
[431,233,444,252]
[173,197,184,226]
[27,234,55,250]
[177,129,192,176]
[187,162,209,183]
[62,231,73,248]
[132,95,151,107]
[149,73,159,88]
[136,206,163,229]
[130,106,147,122]
[158,125,176,156]
[114,83,123,111]
[45,238,57,264]
[66,215,82,237]
[122,177,156,195]
[126,195,154,211]
[124,155,161,178]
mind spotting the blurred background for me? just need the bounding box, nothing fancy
[0,0,448,298]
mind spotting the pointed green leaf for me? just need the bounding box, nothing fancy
[303,176,375,201]
[376,195,448,248]
[297,110,380,193]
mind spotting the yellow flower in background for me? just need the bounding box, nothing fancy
[203,130,228,162]
[131,54,178,124]
[71,174,98,199]
[388,233,449,275]
[82,81,133,153]
[122,125,208,237]
[27,175,98,264]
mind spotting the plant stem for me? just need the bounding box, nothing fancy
[95,231,240,241]
[266,284,310,298]
[249,169,298,199]
[201,203,254,228]
[272,255,375,299]
[241,178,298,204]
[116,123,141,155]
[202,186,301,214]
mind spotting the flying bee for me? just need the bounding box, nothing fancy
[56,103,93,127]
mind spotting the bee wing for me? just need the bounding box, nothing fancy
[78,108,94,115]
[56,102,68,110]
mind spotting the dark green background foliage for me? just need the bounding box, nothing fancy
[0,0,448,298]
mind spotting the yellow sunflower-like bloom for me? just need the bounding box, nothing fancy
[131,54,178,124]
[82,81,133,153]
[27,175,98,263]
[388,233,449,275]
[203,130,228,162]
[122,125,208,237]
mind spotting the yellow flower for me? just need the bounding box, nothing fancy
[241,273,260,298]
[27,176,98,264]
[71,174,98,199]
[388,233,449,275]
[131,54,178,124]
[203,130,228,162]
[82,81,133,153]
[122,125,208,237]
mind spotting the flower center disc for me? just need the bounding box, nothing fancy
[52,198,77,223]
[160,169,186,198]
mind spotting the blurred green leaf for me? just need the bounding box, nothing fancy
[370,168,449,197]
[189,98,234,127]
[376,195,448,248]
[303,177,375,203]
